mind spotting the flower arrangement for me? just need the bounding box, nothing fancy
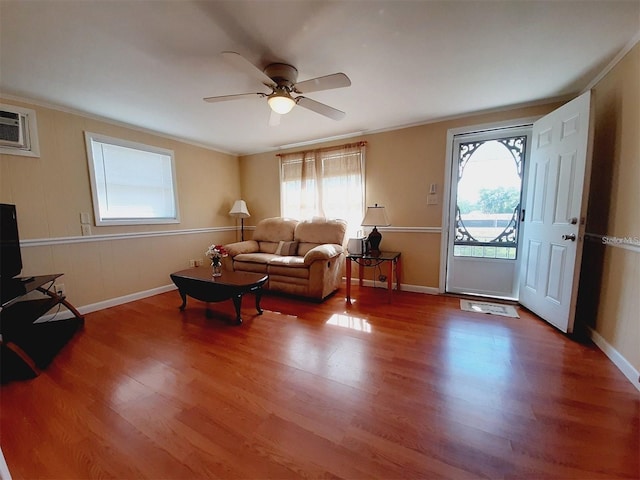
[205,244,228,266]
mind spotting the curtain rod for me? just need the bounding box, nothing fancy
[276,141,367,157]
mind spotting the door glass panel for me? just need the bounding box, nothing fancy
[454,136,526,259]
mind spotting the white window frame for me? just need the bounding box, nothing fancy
[84,132,180,226]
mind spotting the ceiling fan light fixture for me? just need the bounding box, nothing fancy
[268,92,296,114]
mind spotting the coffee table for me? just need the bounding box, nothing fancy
[170,267,268,325]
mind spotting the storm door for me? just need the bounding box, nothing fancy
[446,127,531,299]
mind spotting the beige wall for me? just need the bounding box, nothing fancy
[1,98,241,307]
[240,102,562,289]
[578,43,639,371]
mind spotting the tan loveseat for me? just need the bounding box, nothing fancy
[223,217,347,300]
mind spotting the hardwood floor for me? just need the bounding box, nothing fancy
[1,284,638,479]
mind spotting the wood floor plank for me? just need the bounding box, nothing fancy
[1,285,638,479]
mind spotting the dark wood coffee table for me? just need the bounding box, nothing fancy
[170,268,268,325]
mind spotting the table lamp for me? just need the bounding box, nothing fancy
[361,204,390,256]
[229,200,250,241]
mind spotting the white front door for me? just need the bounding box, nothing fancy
[518,91,593,333]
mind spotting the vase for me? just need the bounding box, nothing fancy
[212,263,222,277]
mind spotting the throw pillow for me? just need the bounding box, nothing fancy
[275,240,298,256]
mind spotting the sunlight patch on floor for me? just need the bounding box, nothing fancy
[326,313,372,333]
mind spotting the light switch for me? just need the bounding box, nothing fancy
[429,183,437,194]
[80,212,90,224]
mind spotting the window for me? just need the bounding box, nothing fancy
[84,132,179,225]
[280,142,365,237]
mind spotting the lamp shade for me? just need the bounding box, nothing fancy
[229,200,250,218]
[268,94,296,114]
[361,204,390,227]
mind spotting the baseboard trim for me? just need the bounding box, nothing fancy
[344,277,439,295]
[588,327,640,392]
[37,284,178,322]
[395,283,440,295]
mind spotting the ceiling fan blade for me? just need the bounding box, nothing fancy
[222,51,276,88]
[294,73,351,94]
[203,92,265,103]
[296,96,346,120]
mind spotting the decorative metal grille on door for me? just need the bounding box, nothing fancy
[454,136,526,259]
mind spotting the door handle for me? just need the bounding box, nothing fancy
[562,234,576,241]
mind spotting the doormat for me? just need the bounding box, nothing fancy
[460,300,519,318]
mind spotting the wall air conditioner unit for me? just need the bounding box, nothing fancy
[0,104,40,157]
[0,111,27,148]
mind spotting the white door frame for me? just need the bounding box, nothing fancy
[439,116,542,294]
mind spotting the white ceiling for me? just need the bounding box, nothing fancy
[1,1,638,156]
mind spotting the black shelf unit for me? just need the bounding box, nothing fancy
[1,274,84,383]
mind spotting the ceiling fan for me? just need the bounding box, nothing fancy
[204,52,351,121]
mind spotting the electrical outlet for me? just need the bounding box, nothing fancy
[197,258,204,266]
[189,259,196,267]
[427,194,438,205]
[81,224,92,236]
[378,275,387,282]
[54,283,65,296]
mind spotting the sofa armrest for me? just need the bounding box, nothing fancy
[303,244,344,266]
[225,240,259,257]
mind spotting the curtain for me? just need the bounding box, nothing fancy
[280,142,366,236]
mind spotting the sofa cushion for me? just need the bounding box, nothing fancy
[233,252,276,273]
[231,260,268,274]
[253,217,298,242]
[294,218,347,245]
[297,242,319,256]
[234,252,279,264]
[258,241,280,254]
[268,255,306,267]
[275,240,299,256]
